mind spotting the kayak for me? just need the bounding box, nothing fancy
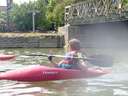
[0,54,15,61]
[0,65,110,82]
[0,54,15,60]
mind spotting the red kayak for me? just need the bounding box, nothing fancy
[0,54,15,60]
[0,65,110,82]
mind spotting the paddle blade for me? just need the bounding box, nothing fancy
[88,55,113,67]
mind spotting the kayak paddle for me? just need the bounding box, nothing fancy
[26,54,113,67]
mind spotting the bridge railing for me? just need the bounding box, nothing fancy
[65,0,128,25]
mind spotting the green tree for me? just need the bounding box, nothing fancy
[0,12,7,31]
[0,12,6,23]
[10,0,49,31]
[10,3,34,31]
[46,0,75,28]
[35,0,48,30]
[123,0,128,7]
[9,0,87,32]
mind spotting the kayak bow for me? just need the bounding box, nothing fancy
[0,54,15,61]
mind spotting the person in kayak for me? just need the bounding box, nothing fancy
[48,38,87,70]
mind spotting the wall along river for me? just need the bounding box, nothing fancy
[0,48,127,96]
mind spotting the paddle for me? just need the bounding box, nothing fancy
[26,54,113,67]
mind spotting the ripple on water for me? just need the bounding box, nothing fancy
[114,89,128,96]
[0,80,55,96]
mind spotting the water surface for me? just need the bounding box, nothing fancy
[0,48,127,96]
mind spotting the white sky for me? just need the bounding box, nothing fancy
[0,0,36,6]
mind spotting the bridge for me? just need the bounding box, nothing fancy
[63,0,128,49]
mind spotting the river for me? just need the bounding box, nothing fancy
[0,48,127,96]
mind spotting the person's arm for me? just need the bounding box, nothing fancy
[77,52,88,70]
[58,60,65,65]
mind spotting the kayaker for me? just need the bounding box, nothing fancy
[48,38,87,70]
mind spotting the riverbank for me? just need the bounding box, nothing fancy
[0,33,64,48]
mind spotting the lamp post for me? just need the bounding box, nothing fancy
[29,10,40,32]
[6,0,13,31]
[32,11,36,32]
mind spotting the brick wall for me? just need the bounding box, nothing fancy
[0,35,64,48]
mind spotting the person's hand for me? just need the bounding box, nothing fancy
[48,55,53,61]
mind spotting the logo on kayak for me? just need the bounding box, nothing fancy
[43,71,58,75]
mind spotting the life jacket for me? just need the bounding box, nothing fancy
[60,51,80,69]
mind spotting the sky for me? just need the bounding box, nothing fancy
[0,0,35,6]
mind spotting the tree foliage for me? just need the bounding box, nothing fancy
[9,0,75,31]
[46,0,75,27]
[123,0,128,7]
[10,0,47,31]
[10,3,33,31]
[0,12,7,31]
[1,0,128,32]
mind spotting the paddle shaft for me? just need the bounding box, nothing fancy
[27,54,89,60]
[26,54,113,67]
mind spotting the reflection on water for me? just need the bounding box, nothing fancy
[0,48,127,96]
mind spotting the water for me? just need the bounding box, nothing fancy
[0,48,127,96]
